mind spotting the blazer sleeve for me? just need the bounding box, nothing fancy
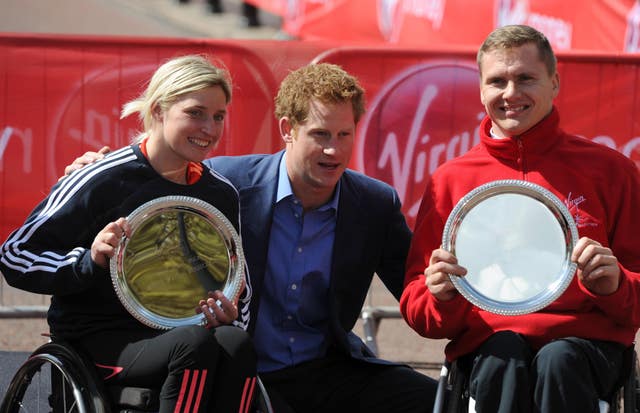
[374,185,413,301]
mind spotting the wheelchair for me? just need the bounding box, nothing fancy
[433,346,640,413]
[0,339,273,413]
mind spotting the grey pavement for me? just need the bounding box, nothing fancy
[0,0,447,379]
[2,0,640,392]
[0,0,285,39]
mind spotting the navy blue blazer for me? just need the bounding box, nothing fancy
[205,151,412,361]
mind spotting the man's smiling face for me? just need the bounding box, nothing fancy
[479,42,559,138]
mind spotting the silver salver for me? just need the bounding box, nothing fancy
[110,195,245,329]
[441,180,578,316]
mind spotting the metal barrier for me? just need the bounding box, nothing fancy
[360,303,402,357]
[0,275,48,319]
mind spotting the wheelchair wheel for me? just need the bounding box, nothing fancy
[623,351,640,413]
[447,359,470,413]
[0,342,108,413]
[252,376,274,413]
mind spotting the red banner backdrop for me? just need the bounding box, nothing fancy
[0,34,639,240]
[0,34,326,239]
[248,0,640,52]
[315,48,640,228]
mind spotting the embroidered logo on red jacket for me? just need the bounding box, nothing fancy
[564,192,600,228]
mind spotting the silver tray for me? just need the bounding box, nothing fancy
[442,180,578,315]
[110,195,245,329]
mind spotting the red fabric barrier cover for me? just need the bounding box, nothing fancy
[247,0,640,52]
[0,34,638,241]
[314,47,640,228]
[0,34,326,240]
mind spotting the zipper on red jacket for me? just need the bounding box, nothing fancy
[516,137,526,179]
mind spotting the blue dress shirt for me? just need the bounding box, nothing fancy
[253,153,339,373]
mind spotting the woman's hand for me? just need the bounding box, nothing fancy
[91,217,130,268]
[196,287,241,328]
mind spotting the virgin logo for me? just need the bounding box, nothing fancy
[356,62,485,229]
[402,0,446,30]
[625,2,640,52]
[494,0,572,50]
[47,63,155,183]
[495,0,529,26]
[46,56,275,183]
[284,0,307,36]
[377,0,400,41]
[379,0,446,42]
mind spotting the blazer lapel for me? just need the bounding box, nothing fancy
[329,173,367,300]
[240,183,274,282]
[238,153,282,325]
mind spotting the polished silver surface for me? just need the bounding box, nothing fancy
[442,180,578,315]
[110,195,245,329]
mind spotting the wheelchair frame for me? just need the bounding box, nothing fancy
[433,349,640,413]
[0,340,273,413]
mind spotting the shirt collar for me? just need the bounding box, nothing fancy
[276,152,340,211]
[489,128,506,139]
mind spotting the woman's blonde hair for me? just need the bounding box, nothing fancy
[121,54,232,136]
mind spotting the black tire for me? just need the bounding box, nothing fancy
[0,342,109,413]
[623,352,640,413]
[610,389,621,413]
[447,359,469,413]
[252,376,274,413]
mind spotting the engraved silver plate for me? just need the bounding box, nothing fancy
[110,195,245,329]
[442,180,578,315]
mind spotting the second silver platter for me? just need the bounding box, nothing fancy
[442,180,578,316]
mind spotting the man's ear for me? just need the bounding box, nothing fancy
[279,117,294,144]
[552,72,560,97]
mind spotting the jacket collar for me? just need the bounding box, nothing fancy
[480,106,563,162]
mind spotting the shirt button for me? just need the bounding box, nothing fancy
[289,337,295,343]
[297,247,302,253]
[291,284,297,290]
[287,315,293,320]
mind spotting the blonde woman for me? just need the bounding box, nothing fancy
[0,55,255,412]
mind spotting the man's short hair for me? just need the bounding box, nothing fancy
[477,25,557,76]
[275,63,366,127]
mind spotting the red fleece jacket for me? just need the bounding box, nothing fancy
[401,107,640,361]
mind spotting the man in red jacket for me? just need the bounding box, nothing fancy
[401,24,640,412]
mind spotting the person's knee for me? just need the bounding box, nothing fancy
[398,367,438,403]
[532,339,584,380]
[185,324,218,346]
[413,371,438,408]
[359,366,437,413]
[214,326,256,372]
[477,330,530,360]
[215,326,255,358]
[469,331,532,404]
[173,325,219,364]
[470,331,531,378]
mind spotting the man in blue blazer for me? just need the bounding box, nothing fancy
[64,63,437,412]
[205,63,436,412]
